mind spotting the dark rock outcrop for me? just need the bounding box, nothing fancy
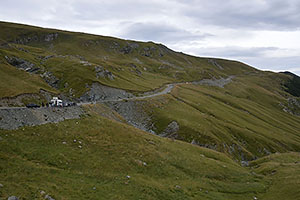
[281,71,300,97]
[5,56,39,73]
[282,97,300,116]
[94,66,115,80]
[129,64,142,75]
[120,43,139,54]
[208,59,224,70]
[40,71,60,88]
[140,46,157,57]
[14,33,58,44]
[160,121,179,138]
[44,33,58,42]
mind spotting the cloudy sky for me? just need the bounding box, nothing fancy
[1,0,300,75]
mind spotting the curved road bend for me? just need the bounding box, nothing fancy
[77,83,178,105]
[1,76,233,109]
[0,82,179,109]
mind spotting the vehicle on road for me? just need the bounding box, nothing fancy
[50,97,63,107]
[49,97,76,107]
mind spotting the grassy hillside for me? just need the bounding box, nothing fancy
[0,106,286,199]
[0,21,300,199]
[1,106,299,199]
[0,21,258,98]
[144,72,300,160]
[250,152,300,200]
[0,46,57,98]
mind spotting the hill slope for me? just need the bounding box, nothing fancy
[0,21,256,98]
[1,106,299,200]
[0,21,300,199]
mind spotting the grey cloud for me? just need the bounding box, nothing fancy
[188,46,300,75]
[192,46,279,58]
[62,0,300,31]
[58,0,168,22]
[179,0,300,30]
[243,56,300,75]
[2,0,300,31]
[120,22,213,43]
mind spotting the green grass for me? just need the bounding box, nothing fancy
[250,152,300,200]
[141,73,300,160]
[0,63,56,98]
[0,21,261,98]
[0,20,296,100]
[0,21,300,199]
[0,108,269,200]
[0,106,298,199]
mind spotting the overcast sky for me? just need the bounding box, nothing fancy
[1,0,300,75]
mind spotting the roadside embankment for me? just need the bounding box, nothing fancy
[0,106,84,130]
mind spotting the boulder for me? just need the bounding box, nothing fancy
[160,121,179,138]
[44,33,58,42]
[95,66,115,80]
[120,43,139,54]
[8,196,19,200]
[44,194,55,200]
[40,71,60,88]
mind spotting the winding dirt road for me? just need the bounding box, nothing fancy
[77,83,177,106]
[1,76,234,109]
